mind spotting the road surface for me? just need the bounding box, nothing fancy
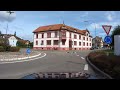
[0,50,105,79]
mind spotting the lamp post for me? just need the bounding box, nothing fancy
[6,11,14,34]
[84,20,97,48]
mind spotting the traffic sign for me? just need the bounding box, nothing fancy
[104,36,112,44]
[102,25,112,35]
[26,48,31,54]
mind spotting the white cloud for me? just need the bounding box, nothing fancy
[87,21,120,38]
[105,11,116,21]
[107,14,113,21]
[81,12,89,18]
[0,11,16,22]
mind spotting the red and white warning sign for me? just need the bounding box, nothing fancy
[102,25,112,35]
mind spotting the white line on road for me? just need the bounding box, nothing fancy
[76,55,79,56]
[0,53,47,64]
[84,64,88,70]
[81,57,85,59]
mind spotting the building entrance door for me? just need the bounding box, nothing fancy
[69,40,72,50]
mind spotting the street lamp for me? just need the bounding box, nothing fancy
[6,11,14,34]
[84,20,97,48]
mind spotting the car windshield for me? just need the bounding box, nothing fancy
[0,11,119,79]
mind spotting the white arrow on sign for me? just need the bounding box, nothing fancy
[102,25,112,35]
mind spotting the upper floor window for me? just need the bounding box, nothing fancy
[87,37,88,41]
[42,33,44,38]
[69,32,71,38]
[47,32,51,38]
[79,35,81,39]
[61,31,66,37]
[74,34,77,39]
[36,33,38,38]
[55,31,58,38]
[83,37,85,40]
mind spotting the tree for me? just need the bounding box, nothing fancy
[29,42,33,48]
[16,41,27,48]
[111,25,120,46]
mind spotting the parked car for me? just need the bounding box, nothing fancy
[90,47,94,50]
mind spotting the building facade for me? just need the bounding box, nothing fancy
[8,36,18,47]
[0,34,18,47]
[33,24,92,50]
[92,36,103,48]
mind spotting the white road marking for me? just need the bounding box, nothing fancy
[0,53,46,64]
[81,57,85,59]
[76,55,79,56]
[0,53,41,61]
[84,64,88,70]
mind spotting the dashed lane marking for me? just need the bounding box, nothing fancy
[81,57,85,59]
[84,64,88,70]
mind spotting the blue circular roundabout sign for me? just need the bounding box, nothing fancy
[104,36,112,44]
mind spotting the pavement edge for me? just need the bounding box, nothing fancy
[86,56,113,79]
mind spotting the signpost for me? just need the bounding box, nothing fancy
[104,36,112,45]
[26,48,31,54]
[26,48,31,58]
[102,25,112,55]
[102,25,112,35]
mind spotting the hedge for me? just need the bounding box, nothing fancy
[10,47,20,52]
[88,51,120,79]
[0,46,5,52]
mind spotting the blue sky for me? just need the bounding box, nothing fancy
[0,11,120,42]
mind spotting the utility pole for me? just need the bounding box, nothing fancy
[84,20,97,48]
[6,11,14,34]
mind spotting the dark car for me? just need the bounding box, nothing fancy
[90,47,94,50]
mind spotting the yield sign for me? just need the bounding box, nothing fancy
[102,25,112,35]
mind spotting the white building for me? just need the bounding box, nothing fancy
[8,36,18,47]
[0,34,18,47]
[92,36,103,48]
[33,24,92,50]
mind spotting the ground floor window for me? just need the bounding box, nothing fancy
[36,40,38,45]
[87,43,88,46]
[83,42,85,46]
[74,41,77,45]
[47,40,51,45]
[62,40,66,45]
[79,42,81,46]
[54,40,59,45]
[90,43,91,46]
[41,40,44,45]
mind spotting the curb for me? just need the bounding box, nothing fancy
[86,56,113,79]
[0,53,41,62]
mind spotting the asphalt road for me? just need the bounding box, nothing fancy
[0,50,104,79]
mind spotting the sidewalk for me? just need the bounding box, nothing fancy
[0,49,41,62]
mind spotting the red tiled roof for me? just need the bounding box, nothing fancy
[33,24,89,35]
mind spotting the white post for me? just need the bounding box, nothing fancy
[114,35,120,56]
